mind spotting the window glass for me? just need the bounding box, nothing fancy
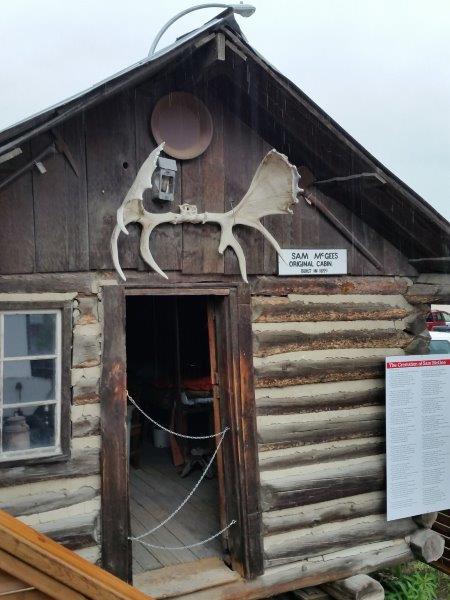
[3,359,56,404]
[1,310,61,462]
[4,313,56,357]
[2,404,56,452]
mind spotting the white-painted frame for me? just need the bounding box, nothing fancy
[0,309,62,462]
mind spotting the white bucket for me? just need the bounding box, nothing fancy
[153,427,170,448]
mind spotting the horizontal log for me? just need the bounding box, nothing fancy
[259,438,385,471]
[173,539,414,600]
[0,272,100,294]
[36,513,99,551]
[1,484,99,517]
[321,574,385,600]
[406,282,450,304]
[252,294,413,323]
[251,277,410,297]
[409,528,445,563]
[254,348,401,388]
[0,448,100,488]
[263,491,386,535]
[257,406,384,446]
[261,455,386,511]
[256,379,384,416]
[253,321,411,357]
[263,514,417,566]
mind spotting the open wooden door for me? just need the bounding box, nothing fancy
[100,285,262,583]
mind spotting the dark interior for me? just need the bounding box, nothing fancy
[125,295,221,573]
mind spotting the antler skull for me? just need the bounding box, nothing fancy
[111,143,301,282]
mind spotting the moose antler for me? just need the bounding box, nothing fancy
[111,144,301,282]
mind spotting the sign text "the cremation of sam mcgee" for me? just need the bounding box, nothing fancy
[278,249,348,276]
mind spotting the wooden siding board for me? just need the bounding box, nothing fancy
[182,93,225,274]
[33,117,89,273]
[135,88,181,273]
[224,109,266,276]
[86,91,139,270]
[0,145,35,274]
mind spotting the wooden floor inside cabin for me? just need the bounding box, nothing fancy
[130,445,222,574]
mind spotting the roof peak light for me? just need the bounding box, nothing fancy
[148,3,256,57]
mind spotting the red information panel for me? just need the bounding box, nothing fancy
[386,354,450,521]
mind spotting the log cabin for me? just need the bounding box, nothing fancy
[0,9,449,599]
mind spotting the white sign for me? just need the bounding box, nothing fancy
[278,249,347,276]
[386,354,450,521]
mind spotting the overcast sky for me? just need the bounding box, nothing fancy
[1,0,449,220]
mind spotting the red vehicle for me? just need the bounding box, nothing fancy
[426,310,450,331]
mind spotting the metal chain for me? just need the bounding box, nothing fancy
[129,428,228,540]
[127,391,228,439]
[134,520,237,550]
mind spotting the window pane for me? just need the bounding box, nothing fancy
[3,359,56,404]
[2,405,56,452]
[4,313,56,357]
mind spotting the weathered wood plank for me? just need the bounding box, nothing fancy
[182,93,224,275]
[100,285,130,581]
[263,514,416,566]
[32,117,89,273]
[133,557,240,598]
[0,509,151,600]
[262,491,386,535]
[260,455,386,511]
[0,547,86,600]
[224,109,266,275]
[86,91,138,270]
[0,145,35,274]
[134,88,181,273]
[251,277,410,297]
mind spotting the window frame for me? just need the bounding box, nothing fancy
[0,301,71,466]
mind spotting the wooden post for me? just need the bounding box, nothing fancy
[321,574,385,599]
[100,285,131,581]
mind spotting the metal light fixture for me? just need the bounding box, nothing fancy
[152,156,177,202]
[148,3,256,56]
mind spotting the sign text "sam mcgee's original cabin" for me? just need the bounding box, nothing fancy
[278,249,348,276]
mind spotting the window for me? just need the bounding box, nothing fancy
[0,307,69,463]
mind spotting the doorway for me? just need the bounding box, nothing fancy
[125,295,224,575]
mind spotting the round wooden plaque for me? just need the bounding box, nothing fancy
[150,92,213,160]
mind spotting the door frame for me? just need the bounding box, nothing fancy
[100,282,263,582]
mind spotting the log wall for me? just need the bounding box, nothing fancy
[251,276,426,570]
[0,289,102,564]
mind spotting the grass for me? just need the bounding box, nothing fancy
[375,562,450,600]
